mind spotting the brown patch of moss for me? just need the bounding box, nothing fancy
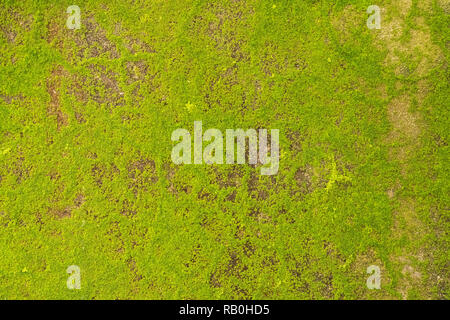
[46,66,69,130]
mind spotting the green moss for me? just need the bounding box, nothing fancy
[0,0,447,299]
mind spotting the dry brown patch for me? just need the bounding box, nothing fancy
[120,199,137,218]
[47,14,120,61]
[127,257,143,284]
[125,37,156,54]
[375,5,442,77]
[0,94,24,104]
[91,162,120,187]
[197,188,217,202]
[68,64,125,107]
[438,0,450,13]
[334,0,447,298]
[75,16,120,60]
[126,60,149,84]
[397,0,413,17]
[127,157,158,195]
[376,0,444,299]
[294,166,313,195]
[392,199,427,241]
[418,0,434,13]
[201,2,251,62]
[46,66,69,130]
[48,193,85,220]
[387,95,421,141]
[331,5,363,45]
[0,9,32,44]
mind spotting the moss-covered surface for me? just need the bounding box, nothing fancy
[0,0,448,299]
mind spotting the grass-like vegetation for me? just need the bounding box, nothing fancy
[0,0,448,299]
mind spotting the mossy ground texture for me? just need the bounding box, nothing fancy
[0,0,448,299]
